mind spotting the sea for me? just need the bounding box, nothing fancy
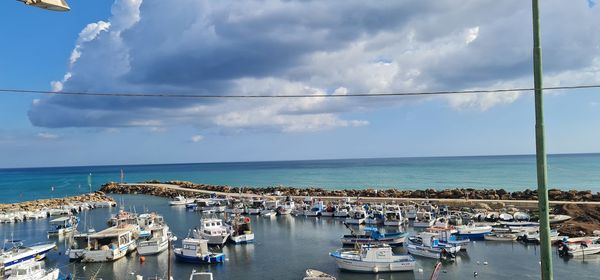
[0,154,600,203]
[2,153,600,204]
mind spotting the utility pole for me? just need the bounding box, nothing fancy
[531,1,553,279]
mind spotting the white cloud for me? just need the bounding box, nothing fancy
[29,0,600,133]
[190,135,204,142]
[37,132,60,140]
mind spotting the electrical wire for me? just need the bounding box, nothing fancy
[0,84,598,99]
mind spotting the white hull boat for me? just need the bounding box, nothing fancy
[6,261,59,280]
[484,233,517,241]
[192,217,230,246]
[80,225,137,262]
[303,269,336,280]
[330,244,415,273]
[0,242,56,270]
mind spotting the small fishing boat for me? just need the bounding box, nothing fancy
[520,230,566,243]
[341,226,407,246]
[174,238,225,264]
[229,215,254,244]
[484,233,518,241]
[364,210,384,225]
[79,224,137,262]
[345,208,366,225]
[247,200,265,215]
[455,224,492,240]
[305,201,324,217]
[303,269,336,280]
[169,195,192,206]
[192,217,230,246]
[47,216,79,237]
[277,198,295,215]
[5,260,59,280]
[407,232,458,259]
[549,214,572,224]
[321,205,336,217]
[384,205,405,226]
[558,240,600,257]
[0,241,56,270]
[333,206,350,218]
[66,230,95,261]
[330,244,415,273]
[260,209,276,217]
[512,211,530,221]
[413,212,434,228]
[137,223,171,255]
[189,269,214,280]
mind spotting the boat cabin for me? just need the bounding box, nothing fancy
[87,226,133,251]
[181,238,209,257]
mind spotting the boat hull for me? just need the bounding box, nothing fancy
[332,257,415,272]
[174,250,225,264]
[137,238,169,255]
[230,233,255,244]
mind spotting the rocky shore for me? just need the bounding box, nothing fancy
[0,191,115,212]
[100,180,600,202]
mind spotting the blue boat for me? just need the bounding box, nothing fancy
[0,240,56,270]
[173,238,225,264]
[455,225,492,240]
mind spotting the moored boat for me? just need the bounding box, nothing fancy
[192,217,230,246]
[174,238,225,264]
[47,216,79,237]
[303,269,336,280]
[407,232,458,259]
[79,224,137,262]
[484,233,518,241]
[345,208,366,225]
[455,224,492,240]
[330,244,415,273]
[229,215,254,244]
[5,260,59,280]
[341,226,407,246]
[169,195,192,206]
[0,241,56,270]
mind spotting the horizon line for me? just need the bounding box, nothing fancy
[1,152,599,171]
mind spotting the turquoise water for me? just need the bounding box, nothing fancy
[1,154,600,204]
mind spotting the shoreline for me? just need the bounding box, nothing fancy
[0,191,115,213]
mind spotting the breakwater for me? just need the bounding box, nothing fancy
[0,191,115,212]
[100,180,600,202]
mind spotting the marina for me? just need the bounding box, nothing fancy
[1,193,600,279]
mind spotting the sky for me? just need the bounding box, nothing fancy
[0,0,600,168]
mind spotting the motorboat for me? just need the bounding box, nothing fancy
[330,244,415,273]
[79,225,137,262]
[345,208,366,225]
[413,212,434,228]
[364,210,384,225]
[247,200,265,215]
[340,227,407,246]
[407,232,458,259]
[137,223,171,255]
[47,216,79,237]
[192,217,230,246]
[169,195,192,206]
[484,233,518,241]
[383,205,405,226]
[189,269,214,280]
[260,209,276,217]
[174,238,225,264]
[549,214,572,224]
[277,198,295,215]
[5,260,59,280]
[0,241,56,270]
[228,215,254,244]
[66,230,95,261]
[303,269,336,280]
[333,204,351,218]
[305,201,324,217]
[558,240,600,257]
[455,224,492,240]
[321,204,336,217]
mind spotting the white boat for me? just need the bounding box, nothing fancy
[80,225,137,262]
[413,212,434,228]
[364,210,384,225]
[321,205,336,217]
[47,216,79,237]
[303,269,336,280]
[345,208,366,225]
[66,230,95,261]
[277,199,295,215]
[229,215,254,244]
[0,241,56,270]
[304,201,324,217]
[6,260,59,280]
[174,238,225,264]
[247,200,265,215]
[433,217,449,228]
[383,205,405,226]
[512,211,530,221]
[405,205,417,220]
[137,224,170,255]
[407,232,459,259]
[455,224,492,240]
[559,241,600,257]
[47,208,70,217]
[192,218,230,246]
[169,195,192,206]
[333,206,350,218]
[549,214,572,224]
[189,269,214,280]
[330,244,415,273]
[484,233,517,241]
[260,209,276,217]
[520,230,566,243]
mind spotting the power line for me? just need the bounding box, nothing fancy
[0,84,598,99]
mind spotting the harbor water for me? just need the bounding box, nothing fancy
[2,154,600,203]
[1,194,598,280]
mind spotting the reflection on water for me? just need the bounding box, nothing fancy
[0,194,598,279]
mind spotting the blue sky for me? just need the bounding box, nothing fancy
[1,0,599,168]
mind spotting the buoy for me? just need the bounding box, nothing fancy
[140,256,146,263]
[418,268,423,273]
[476,261,480,265]
[474,271,478,277]
[483,261,488,265]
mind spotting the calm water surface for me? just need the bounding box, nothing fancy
[2,154,600,203]
[0,194,598,279]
